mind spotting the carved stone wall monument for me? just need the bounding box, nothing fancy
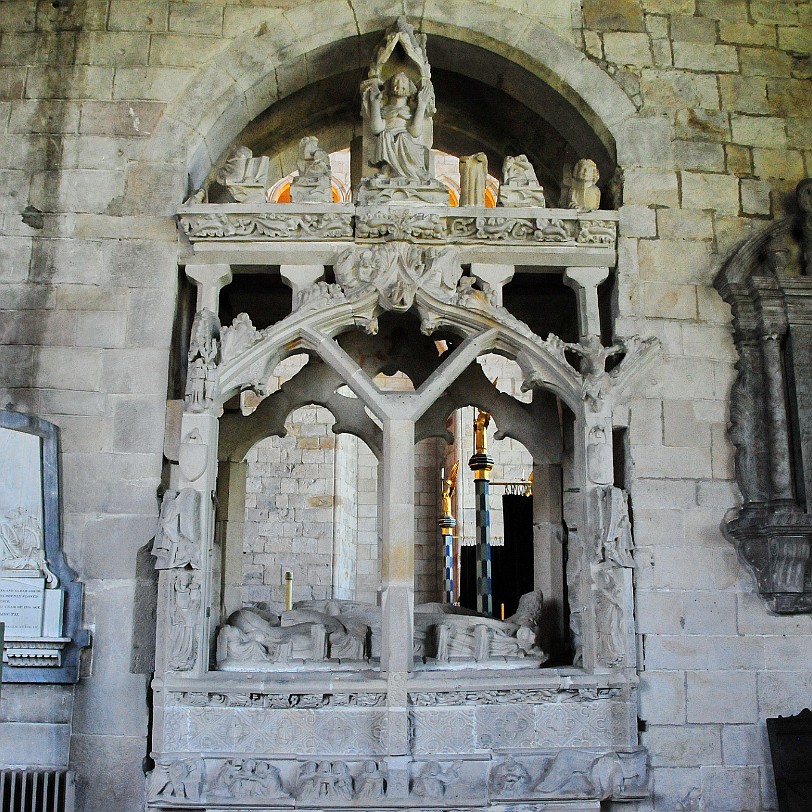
[715,180,812,614]
[0,410,88,680]
[149,17,656,810]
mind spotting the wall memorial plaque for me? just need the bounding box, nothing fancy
[0,410,88,682]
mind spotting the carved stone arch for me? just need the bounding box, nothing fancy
[142,1,647,196]
[714,187,812,614]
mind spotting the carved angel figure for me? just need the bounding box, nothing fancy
[152,489,201,570]
[412,762,460,798]
[363,71,434,182]
[489,756,532,795]
[561,158,601,210]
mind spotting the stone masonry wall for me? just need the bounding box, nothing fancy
[0,1,811,811]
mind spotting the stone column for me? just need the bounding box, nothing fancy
[470,264,514,307]
[762,333,794,502]
[564,266,610,341]
[439,517,455,605]
[280,264,325,308]
[469,412,494,616]
[532,462,565,659]
[216,460,248,620]
[380,418,415,674]
[185,263,232,313]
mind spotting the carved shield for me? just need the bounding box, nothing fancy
[179,438,208,482]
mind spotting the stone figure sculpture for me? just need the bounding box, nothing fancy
[489,756,533,796]
[168,570,201,671]
[152,488,201,570]
[217,592,546,668]
[459,152,488,206]
[411,762,460,797]
[185,308,220,413]
[297,761,354,801]
[497,154,546,207]
[561,159,601,210]
[151,759,201,801]
[213,145,269,203]
[216,603,369,667]
[290,136,333,203]
[210,759,288,800]
[363,71,434,183]
[355,761,386,800]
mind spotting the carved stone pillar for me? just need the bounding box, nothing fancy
[564,266,610,341]
[470,264,514,306]
[380,418,415,674]
[185,263,232,313]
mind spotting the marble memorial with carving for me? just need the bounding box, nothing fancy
[0,416,83,675]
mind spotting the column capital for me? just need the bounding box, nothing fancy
[185,263,233,313]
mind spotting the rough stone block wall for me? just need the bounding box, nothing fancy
[0,2,811,811]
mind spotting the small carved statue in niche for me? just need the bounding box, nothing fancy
[363,71,435,183]
[561,158,601,210]
[290,136,333,203]
[459,152,488,206]
[168,570,201,671]
[152,488,201,570]
[497,154,546,207]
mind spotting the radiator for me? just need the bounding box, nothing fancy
[0,770,74,812]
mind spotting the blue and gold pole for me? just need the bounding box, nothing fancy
[439,462,458,604]
[469,409,494,616]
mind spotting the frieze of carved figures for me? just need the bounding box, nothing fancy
[290,136,333,203]
[411,762,461,798]
[185,307,220,413]
[152,488,201,570]
[209,759,290,801]
[296,761,355,802]
[178,211,354,240]
[488,749,648,801]
[167,690,382,708]
[408,686,620,706]
[497,154,547,207]
[561,158,602,211]
[149,758,203,802]
[168,569,201,671]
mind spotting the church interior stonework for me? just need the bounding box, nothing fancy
[1,2,812,811]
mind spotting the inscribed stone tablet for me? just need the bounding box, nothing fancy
[0,575,45,635]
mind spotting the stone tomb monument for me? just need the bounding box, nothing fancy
[157,18,653,812]
[0,410,87,681]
